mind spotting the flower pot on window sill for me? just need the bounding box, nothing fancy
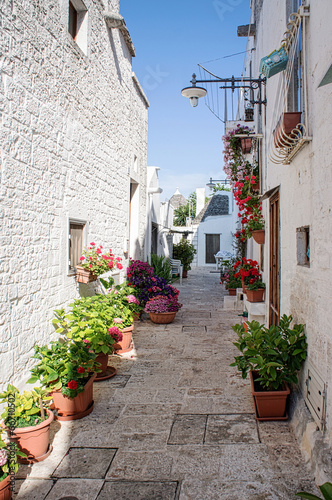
[252,229,265,244]
[246,288,265,303]
[241,137,252,154]
[273,112,302,148]
[75,266,98,284]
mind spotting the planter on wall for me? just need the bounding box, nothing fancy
[149,312,177,324]
[273,112,302,148]
[252,229,265,244]
[75,266,98,284]
[246,288,265,303]
[5,410,54,464]
[250,371,290,421]
[51,374,96,421]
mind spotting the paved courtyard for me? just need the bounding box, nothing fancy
[14,268,316,499]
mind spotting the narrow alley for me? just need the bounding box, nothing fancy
[13,268,316,500]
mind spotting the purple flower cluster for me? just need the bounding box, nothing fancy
[127,260,153,279]
[128,273,180,306]
[144,295,182,313]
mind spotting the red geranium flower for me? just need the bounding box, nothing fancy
[68,380,78,390]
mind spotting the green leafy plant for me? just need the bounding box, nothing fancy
[231,315,307,390]
[0,385,52,428]
[147,254,172,283]
[296,483,332,499]
[247,279,266,290]
[0,432,26,481]
[173,239,196,272]
[226,277,242,289]
[28,338,99,399]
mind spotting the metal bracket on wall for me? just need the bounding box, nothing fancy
[305,363,327,432]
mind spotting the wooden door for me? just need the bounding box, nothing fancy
[205,234,220,264]
[269,191,280,325]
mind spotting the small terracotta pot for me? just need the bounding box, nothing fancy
[0,475,12,500]
[273,111,302,148]
[228,288,236,296]
[243,321,248,332]
[52,374,96,420]
[246,288,265,303]
[75,266,98,284]
[95,352,117,381]
[241,137,252,154]
[250,371,290,420]
[252,229,265,244]
[113,324,134,353]
[149,312,177,324]
[4,409,54,464]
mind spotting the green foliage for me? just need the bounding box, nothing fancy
[296,483,332,500]
[173,192,196,226]
[231,315,307,391]
[27,338,98,399]
[0,432,26,478]
[247,279,266,290]
[0,385,51,428]
[147,254,172,283]
[226,276,242,289]
[210,183,232,193]
[173,239,196,272]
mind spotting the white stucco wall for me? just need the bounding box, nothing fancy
[0,0,148,388]
[245,0,332,438]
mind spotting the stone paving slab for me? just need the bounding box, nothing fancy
[13,267,315,499]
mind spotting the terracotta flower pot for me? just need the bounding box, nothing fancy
[241,137,252,154]
[75,266,98,284]
[5,409,54,464]
[252,229,265,244]
[51,374,96,421]
[182,270,188,278]
[246,288,265,303]
[149,312,177,324]
[113,324,134,354]
[241,280,248,294]
[0,475,12,500]
[94,352,117,381]
[228,288,236,296]
[273,112,302,148]
[132,311,141,321]
[250,371,290,420]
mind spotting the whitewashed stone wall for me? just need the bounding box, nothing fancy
[0,0,148,388]
[245,0,332,451]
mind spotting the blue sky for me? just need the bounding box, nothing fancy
[121,1,252,201]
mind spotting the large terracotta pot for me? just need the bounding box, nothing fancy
[113,324,134,354]
[75,266,98,284]
[0,475,12,500]
[250,371,290,420]
[246,288,265,303]
[5,409,54,464]
[149,312,177,324]
[252,229,265,244]
[51,374,96,421]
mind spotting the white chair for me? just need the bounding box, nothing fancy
[170,258,183,284]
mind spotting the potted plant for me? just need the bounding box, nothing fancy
[0,432,25,500]
[28,338,99,421]
[53,301,117,381]
[173,239,196,277]
[76,243,123,284]
[144,295,183,324]
[231,315,307,420]
[0,386,53,463]
[234,258,261,293]
[273,111,302,148]
[226,276,242,296]
[246,280,266,303]
[222,124,253,182]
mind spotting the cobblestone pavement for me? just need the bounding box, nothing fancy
[14,268,316,499]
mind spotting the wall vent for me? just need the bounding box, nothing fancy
[305,363,327,432]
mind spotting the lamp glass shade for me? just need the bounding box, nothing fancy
[190,97,198,107]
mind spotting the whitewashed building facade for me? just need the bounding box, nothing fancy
[0,0,148,387]
[240,0,332,481]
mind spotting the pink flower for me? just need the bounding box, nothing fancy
[113,318,123,324]
[89,264,93,269]
[117,263,123,270]
[80,256,85,261]
[90,242,95,246]
[96,248,102,254]
[109,326,120,336]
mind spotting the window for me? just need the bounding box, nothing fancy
[68,0,88,55]
[296,226,310,267]
[69,220,86,272]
